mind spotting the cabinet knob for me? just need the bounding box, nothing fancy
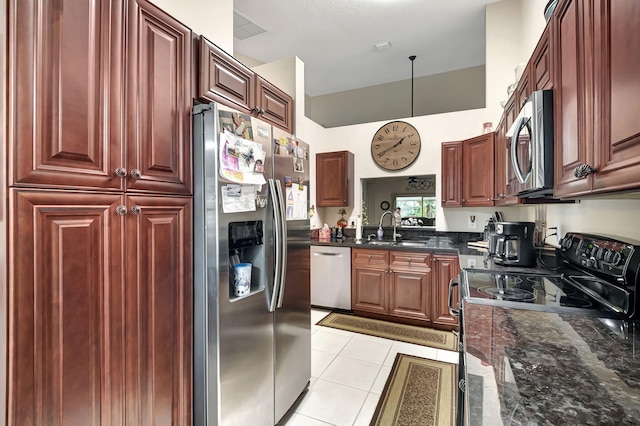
[115,167,127,178]
[130,205,142,215]
[253,106,265,115]
[461,199,466,203]
[573,164,597,179]
[368,255,372,260]
[130,169,142,180]
[115,205,128,216]
[408,258,412,264]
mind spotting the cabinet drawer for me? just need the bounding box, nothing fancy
[390,251,432,271]
[352,249,388,267]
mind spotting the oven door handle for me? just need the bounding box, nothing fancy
[448,276,460,317]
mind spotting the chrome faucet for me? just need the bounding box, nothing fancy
[379,210,402,242]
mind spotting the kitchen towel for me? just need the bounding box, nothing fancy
[355,215,362,241]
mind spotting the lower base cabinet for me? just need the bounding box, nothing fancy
[351,248,459,331]
[431,254,460,330]
[8,189,192,425]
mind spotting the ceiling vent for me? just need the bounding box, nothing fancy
[233,10,267,40]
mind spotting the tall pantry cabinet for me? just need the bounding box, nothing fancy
[5,0,192,424]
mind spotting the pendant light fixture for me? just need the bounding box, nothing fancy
[409,55,416,117]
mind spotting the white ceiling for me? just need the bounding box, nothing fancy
[233,0,500,98]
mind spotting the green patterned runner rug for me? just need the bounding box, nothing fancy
[371,354,456,426]
[316,313,457,351]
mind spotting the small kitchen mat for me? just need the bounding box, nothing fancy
[371,353,456,426]
[316,313,457,351]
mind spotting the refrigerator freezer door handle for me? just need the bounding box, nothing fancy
[268,178,282,312]
[275,179,288,308]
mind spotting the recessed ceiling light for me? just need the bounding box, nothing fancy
[374,42,391,51]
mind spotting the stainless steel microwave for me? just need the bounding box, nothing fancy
[506,90,554,197]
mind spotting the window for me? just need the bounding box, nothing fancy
[394,195,436,226]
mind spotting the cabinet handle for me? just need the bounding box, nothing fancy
[130,205,142,215]
[115,205,128,216]
[573,164,597,179]
[115,167,127,178]
[368,255,372,260]
[408,258,412,264]
[130,169,142,180]
[253,106,265,115]
[461,199,466,203]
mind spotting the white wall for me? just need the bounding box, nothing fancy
[155,0,640,240]
[150,0,233,53]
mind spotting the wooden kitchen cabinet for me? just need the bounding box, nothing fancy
[198,36,294,134]
[9,0,192,195]
[9,190,126,425]
[531,24,553,92]
[124,194,193,425]
[431,254,460,330]
[352,249,433,327]
[441,142,463,207]
[442,133,495,208]
[388,251,432,324]
[554,0,640,197]
[8,189,192,425]
[351,249,389,315]
[316,151,354,207]
[126,0,193,195]
[8,0,126,191]
[6,1,193,424]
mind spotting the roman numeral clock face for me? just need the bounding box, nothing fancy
[371,121,421,171]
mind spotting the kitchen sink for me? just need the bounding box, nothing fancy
[366,240,395,245]
[365,240,427,248]
[394,241,427,247]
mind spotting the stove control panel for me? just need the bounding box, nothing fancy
[559,233,636,279]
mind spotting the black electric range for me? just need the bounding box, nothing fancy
[453,232,640,426]
[459,232,640,319]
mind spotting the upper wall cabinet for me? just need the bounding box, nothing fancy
[554,0,640,197]
[8,0,126,191]
[8,0,192,195]
[316,151,354,207]
[441,133,495,207]
[126,0,193,195]
[198,37,294,134]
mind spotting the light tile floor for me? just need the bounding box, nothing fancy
[282,309,459,426]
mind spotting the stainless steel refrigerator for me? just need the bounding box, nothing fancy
[192,103,311,425]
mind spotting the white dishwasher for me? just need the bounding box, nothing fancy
[310,245,351,310]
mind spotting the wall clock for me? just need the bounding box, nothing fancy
[371,121,421,171]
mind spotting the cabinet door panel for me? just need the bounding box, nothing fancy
[9,190,125,426]
[198,36,254,112]
[592,0,640,192]
[125,195,192,425]
[127,0,192,195]
[316,151,354,207]
[462,134,494,206]
[441,142,463,207]
[8,0,125,190]
[532,26,553,91]
[389,271,430,322]
[553,0,593,197]
[351,267,387,314]
[432,255,460,329]
[256,76,294,134]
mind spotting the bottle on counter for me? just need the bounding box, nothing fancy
[377,226,384,240]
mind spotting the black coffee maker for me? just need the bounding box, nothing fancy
[493,221,536,267]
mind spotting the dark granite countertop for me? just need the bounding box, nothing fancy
[310,236,483,255]
[462,302,640,425]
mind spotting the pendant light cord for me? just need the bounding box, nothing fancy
[409,55,416,117]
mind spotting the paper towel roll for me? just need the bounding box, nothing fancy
[355,215,363,241]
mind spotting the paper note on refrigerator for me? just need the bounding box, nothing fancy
[285,185,308,220]
[219,131,267,185]
[221,185,257,213]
